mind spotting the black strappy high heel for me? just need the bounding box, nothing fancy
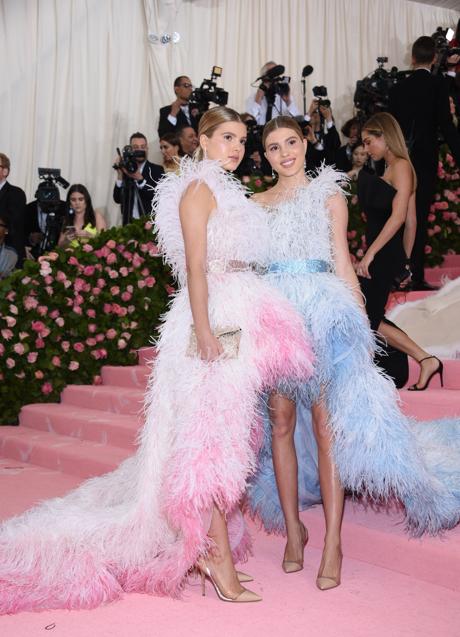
[408,356,444,391]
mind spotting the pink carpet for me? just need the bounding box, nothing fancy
[1,259,460,637]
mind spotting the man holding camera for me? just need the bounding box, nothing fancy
[0,152,26,267]
[389,36,460,290]
[158,76,200,138]
[113,132,164,226]
[246,61,302,125]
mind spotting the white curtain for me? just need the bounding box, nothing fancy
[1,0,459,225]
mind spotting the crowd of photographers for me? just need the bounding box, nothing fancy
[1,26,459,289]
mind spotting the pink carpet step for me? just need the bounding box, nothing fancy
[386,289,435,311]
[61,384,144,415]
[302,502,460,592]
[441,254,460,267]
[405,358,460,390]
[137,347,157,367]
[398,388,460,420]
[19,403,141,449]
[101,364,151,389]
[425,265,460,285]
[0,426,130,478]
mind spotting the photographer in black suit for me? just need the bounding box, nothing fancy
[113,132,164,226]
[389,36,460,290]
[158,76,200,138]
[0,153,26,267]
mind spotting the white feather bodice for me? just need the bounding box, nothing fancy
[153,159,269,284]
[265,166,346,267]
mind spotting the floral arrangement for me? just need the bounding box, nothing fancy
[240,174,273,193]
[0,220,173,424]
[346,146,460,266]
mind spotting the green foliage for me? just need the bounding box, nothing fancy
[0,219,173,424]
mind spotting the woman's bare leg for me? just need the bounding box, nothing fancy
[378,321,441,388]
[269,393,306,564]
[203,506,244,596]
[311,400,344,585]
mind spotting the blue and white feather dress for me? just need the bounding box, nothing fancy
[248,167,460,537]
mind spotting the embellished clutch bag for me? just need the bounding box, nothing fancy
[186,326,242,359]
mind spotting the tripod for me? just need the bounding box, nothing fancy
[121,176,146,226]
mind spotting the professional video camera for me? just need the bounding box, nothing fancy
[353,57,407,122]
[256,64,291,104]
[432,26,460,75]
[34,168,69,255]
[189,66,229,114]
[312,85,331,109]
[113,146,146,175]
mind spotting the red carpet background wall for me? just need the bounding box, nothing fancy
[0,220,173,423]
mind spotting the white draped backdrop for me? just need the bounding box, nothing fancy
[1,0,459,225]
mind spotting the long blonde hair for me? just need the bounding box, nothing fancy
[362,112,417,191]
[194,106,243,161]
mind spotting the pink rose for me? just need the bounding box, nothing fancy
[87,309,96,318]
[35,370,44,379]
[427,213,436,222]
[68,361,80,371]
[6,358,16,369]
[138,280,146,289]
[95,333,105,342]
[41,382,53,395]
[73,342,85,352]
[133,255,145,269]
[88,323,97,333]
[31,320,46,333]
[55,317,65,327]
[22,276,31,284]
[427,229,434,237]
[103,303,112,314]
[35,338,45,349]
[93,374,103,385]
[82,243,93,252]
[121,291,132,302]
[86,337,97,346]
[6,291,16,301]
[106,328,117,339]
[73,305,83,315]
[83,265,96,276]
[9,304,18,315]
[27,352,38,363]
[122,251,133,262]
[106,253,117,265]
[13,343,25,355]
[433,225,441,234]
[129,321,138,329]
[145,276,156,287]
[74,277,86,292]
[5,316,16,327]
[52,355,61,367]
[19,332,29,340]
[106,239,116,249]
[68,256,79,266]
[45,286,54,296]
[92,287,102,296]
[97,278,106,288]
[37,305,48,316]
[144,221,153,230]
[119,267,129,277]
[0,343,5,356]
[108,270,119,279]
[56,271,67,282]
[49,309,59,319]
[61,341,70,352]
[424,245,432,254]
[44,275,53,285]
[110,286,120,296]
[254,178,262,187]
[1,329,13,340]
[241,176,250,184]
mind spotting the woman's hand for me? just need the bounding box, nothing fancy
[75,229,92,238]
[196,331,224,361]
[356,251,374,279]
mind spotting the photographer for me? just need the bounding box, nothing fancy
[389,35,460,290]
[0,153,26,267]
[24,198,66,259]
[158,76,200,137]
[58,184,106,248]
[335,118,361,172]
[0,213,17,279]
[246,61,301,125]
[113,132,164,226]
[304,98,341,171]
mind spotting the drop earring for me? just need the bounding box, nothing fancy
[271,168,277,179]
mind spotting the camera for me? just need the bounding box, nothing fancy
[312,85,331,108]
[431,26,460,74]
[114,146,146,174]
[353,57,405,121]
[189,66,229,114]
[260,65,291,103]
[34,168,69,255]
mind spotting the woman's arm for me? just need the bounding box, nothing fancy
[402,191,417,259]
[357,160,412,279]
[179,181,223,361]
[329,193,366,312]
[94,211,107,232]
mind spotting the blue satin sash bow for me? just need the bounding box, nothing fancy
[267,259,332,275]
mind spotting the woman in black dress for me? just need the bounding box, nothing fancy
[357,112,442,390]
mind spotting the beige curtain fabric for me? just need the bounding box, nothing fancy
[1,0,459,225]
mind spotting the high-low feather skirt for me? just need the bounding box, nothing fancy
[0,273,313,614]
[248,271,460,536]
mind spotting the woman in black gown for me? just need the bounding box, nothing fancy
[357,113,443,391]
